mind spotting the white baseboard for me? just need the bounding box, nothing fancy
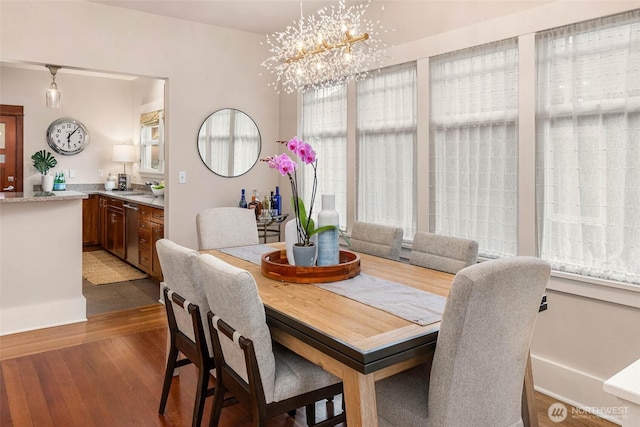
[0,297,87,336]
[532,354,627,425]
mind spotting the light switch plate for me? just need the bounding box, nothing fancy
[179,171,187,184]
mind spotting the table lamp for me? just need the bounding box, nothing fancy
[112,144,136,190]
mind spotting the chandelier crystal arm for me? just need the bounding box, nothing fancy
[286,31,369,63]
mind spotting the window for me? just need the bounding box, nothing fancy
[140,109,164,175]
[536,10,640,285]
[356,62,417,238]
[430,39,518,258]
[301,84,348,228]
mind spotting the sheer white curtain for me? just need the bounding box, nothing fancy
[198,109,230,175]
[232,112,260,176]
[430,39,518,258]
[301,84,347,228]
[536,10,640,285]
[357,62,417,238]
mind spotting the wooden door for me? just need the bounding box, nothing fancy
[111,208,126,259]
[0,105,24,192]
[82,195,99,246]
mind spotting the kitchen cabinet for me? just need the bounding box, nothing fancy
[82,194,99,245]
[101,196,126,259]
[138,204,164,281]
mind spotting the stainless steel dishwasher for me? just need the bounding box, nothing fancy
[123,202,139,266]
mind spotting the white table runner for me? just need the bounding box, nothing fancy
[219,245,446,326]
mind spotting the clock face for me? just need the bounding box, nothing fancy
[46,118,90,155]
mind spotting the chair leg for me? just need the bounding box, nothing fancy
[192,366,210,427]
[159,345,179,414]
[209,382,226,427]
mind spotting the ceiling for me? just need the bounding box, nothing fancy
[90,0,550,47]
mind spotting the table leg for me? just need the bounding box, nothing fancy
[342,369,379,427]
[522,351,539,427]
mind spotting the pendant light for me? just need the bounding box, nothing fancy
[45,65,61,108]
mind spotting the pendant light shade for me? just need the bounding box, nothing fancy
[45,65,61,108]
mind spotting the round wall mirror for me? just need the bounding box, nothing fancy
[197,108,261,177]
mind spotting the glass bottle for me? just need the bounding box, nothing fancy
[238,188,247,208]
[270,191,276,216]
[248,190,259,218]
[274,186,282,215]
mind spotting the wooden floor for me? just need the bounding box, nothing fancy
[0,305,617,427]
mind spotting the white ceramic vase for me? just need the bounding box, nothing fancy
[41,174,54,192]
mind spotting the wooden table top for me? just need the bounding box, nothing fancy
[204,244,455,374]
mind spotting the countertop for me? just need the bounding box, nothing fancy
[89,190,165,208]
[0,190,88,204]
[0,189,164,208]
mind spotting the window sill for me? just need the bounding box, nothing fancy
[547,270,640,309]
[139,170,165,179]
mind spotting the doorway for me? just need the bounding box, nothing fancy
[0,105,24,192]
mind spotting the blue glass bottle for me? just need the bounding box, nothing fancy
[238,188,247,208]
[274,186,282,215]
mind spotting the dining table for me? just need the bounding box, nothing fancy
[203,243,545,427]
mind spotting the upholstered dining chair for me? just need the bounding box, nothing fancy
[196,253,346,427]
[409,231,479,274]
[376,256,551,427]
[196,207,259,250]
[156,238,216,427]
[349,221,404,261]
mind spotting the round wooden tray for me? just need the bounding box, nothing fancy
[261,249,360,283]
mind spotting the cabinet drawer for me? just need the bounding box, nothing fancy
[138,227,152,249]
[138,219,151,231]
[139,205,151,220]
[139,247,152,269]
[151,208,164,224]
[109,198,124,210]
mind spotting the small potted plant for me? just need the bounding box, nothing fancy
[31,150,57,192]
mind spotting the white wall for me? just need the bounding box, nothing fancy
[0,66,136,189]
[0,0,281,249]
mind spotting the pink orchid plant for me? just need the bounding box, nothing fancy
[262,137,334,246]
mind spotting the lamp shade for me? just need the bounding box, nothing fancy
[112,144,136,163]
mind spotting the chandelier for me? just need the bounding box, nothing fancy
[261,0,388,94]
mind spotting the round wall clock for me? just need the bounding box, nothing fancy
[46,117,90,155]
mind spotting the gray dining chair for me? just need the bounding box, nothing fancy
[196,207,259,250]
[196,253,346,427]
[155,238,215,427]
[349,221,403,261]
[410,231,479,274]
[376,256,550,427]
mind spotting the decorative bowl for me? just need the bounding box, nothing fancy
[151,187,164,196]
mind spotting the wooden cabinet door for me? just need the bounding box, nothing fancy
[151,221,164,280]
[82,194,99,246]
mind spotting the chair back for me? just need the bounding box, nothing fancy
[156,238,212,356]
[350,221,403,260]
[196,207,259,250]
[410,231,479,274]
[197,253,277,403]
[428,256,550,426]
